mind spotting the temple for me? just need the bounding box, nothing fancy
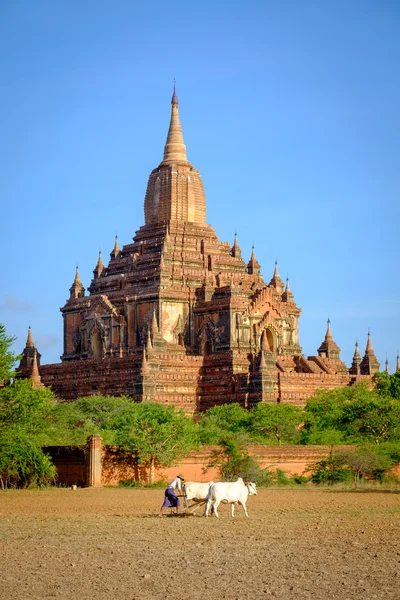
[18,89,385,413]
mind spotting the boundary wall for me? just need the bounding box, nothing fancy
[43,436,353,487]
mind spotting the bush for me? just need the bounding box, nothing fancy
[118,478,142,488]
[221,454,274,486]
[118,478,166,488]
[307,453,352,486]
[0,431,56,489]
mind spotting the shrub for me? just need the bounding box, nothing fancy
[307,453,352,486]
[221,454,274,486]
[118,478,166,488]
[0,431,56,489]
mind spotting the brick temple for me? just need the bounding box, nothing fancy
[19,88,383,413]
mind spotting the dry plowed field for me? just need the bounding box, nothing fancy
[1,487,399,599]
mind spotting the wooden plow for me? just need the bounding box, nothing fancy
[183,498,208,515]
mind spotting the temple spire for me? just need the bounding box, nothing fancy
[396,353,400,372]
[111,235,120,259]
[18,328,42,383]
[141,348,150,375]
[69,266,85,300]
[26,326,34,349]
[261,330,269,352]
[151,308,159,336]
[385,357,390,373]
[360,332,380,375]
[230,232,242,259]
[269,261,284,293]
[247,246,261,275]
[282,277,294,302]
[349,339,362,375]
[325,318,332,340]
[365,331,373,355]
[146,329,153,352]
[317,318,340,360]
[160,84,188,166]
[30,349,44,387]
[93,251,104,278]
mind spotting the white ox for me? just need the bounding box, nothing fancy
[182,481,214,513]
[205,478,257,518]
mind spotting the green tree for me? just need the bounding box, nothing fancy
[373,371,400,400]
[0,323,20,382]
[307,451,351,486]
[0,379,57,488]
[112,403,198,484]
[339,395,400,445]
[249,402,303,445]
[0,431,56,489]
[0,379,54,442]
[302,383,400,445]
[47,394,132,445]
[197,403,251,444]
[340,447,391,488]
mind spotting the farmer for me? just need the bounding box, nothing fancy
[159,474,185,516]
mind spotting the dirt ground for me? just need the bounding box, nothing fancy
[0,487,399,600]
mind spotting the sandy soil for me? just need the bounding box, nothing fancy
[0,487,399,600]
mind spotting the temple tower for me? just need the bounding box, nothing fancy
[144,86,206,226]
[360,332,380,375]
[317,318,341,360]
[349,340,362,375]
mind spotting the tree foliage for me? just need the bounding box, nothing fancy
[47,395,132,445]
[0,379,57,488]
[302,383,400,445]
[0,431,56,489]
[340,447,392,488]
[0,322,20,382]
[197,403,251,444]
[373,371,400,400]
[112,403,199,483]
[0,380,54,442]
[248,403,303,445]
[307,451,351,486]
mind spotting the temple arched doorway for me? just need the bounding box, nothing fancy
[91,329,103,359]
[265,328,275,353]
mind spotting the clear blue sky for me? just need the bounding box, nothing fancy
[1,0,399,371]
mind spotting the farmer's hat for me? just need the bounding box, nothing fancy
[177,474,185,480]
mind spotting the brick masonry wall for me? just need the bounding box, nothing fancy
[43,446,87,487]
[43,442,354,486]
[46,442,400,487]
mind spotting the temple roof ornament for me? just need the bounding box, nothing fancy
[360,332,380,375]
[282,278,294,302]
[18,326,42,382]
[26,325,34,349]
[261,330,269,352]
[159,83,188,167]
[151,309,159,336]
[146,330,153,352]
[69,266,85,299]
[230,232,242,258]
[349,339,362,375]
[144,88,206,225]
[111,235,119,259]
[269,261,284,293]
[141,348,150,375]
[93,251,104,278]
[30,349,44,387]
[317,318,341,360]
[247,246,261,275]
